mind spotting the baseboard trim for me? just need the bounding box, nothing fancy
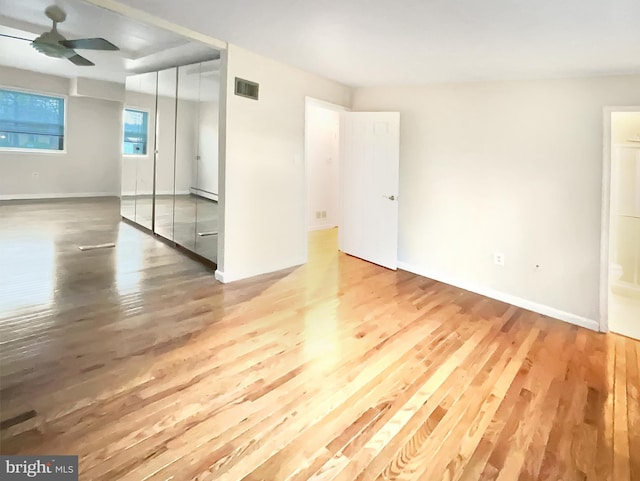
[214,269,225,283]
[308,224,337,231]
[215,257,306,285]
[0,192,119,200]
[190,187,218,202]
[121,190,191,197]
[397,261,600,332]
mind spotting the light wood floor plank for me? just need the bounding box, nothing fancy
[614,335,631,481]
[630,338,640,481]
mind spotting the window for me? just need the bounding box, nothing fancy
[123,108,149,155]
[0,88,65,151]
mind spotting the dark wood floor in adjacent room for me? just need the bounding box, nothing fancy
[0,198,638,481]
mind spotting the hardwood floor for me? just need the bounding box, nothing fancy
[0,198,638,481]
[121,194,218,262]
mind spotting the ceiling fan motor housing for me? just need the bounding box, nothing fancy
[31,5,70,58]
[32,30,70,58]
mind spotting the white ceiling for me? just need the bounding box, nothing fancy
[0,0,219,83]
[115,0,640,86]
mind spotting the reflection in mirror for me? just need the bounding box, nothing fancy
[124,71,157,230]
[153,67,178,241]
[194,59,220,263]
[174,63,200,252]
[120,133,136,221]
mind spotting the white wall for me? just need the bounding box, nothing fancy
[0,66,123,199]
[306,102,340,230]
[353,75,640,327]
[218,44,351,282]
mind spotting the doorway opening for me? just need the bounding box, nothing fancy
[304,97,348,259]
[304,99,401,269]
[601,108,640,339]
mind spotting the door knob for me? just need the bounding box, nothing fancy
[383,195,396,201]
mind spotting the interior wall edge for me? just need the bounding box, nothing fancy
[221,43,351,282]
[216,48,229,275]
[397,261,601,332]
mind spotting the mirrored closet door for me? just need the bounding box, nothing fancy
[120,59,220,266]
[193,59,220,262]
[173,63,201,254]
[121,71,157,231]
[153,67,178,241]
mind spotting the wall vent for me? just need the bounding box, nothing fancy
[235,77,259,100]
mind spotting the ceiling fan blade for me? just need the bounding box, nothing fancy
[67,54,94,66]
[0,33,33,42]
[59,38,119,51]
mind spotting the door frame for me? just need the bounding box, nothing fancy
[599,105,640,332]
[302,97,350,263]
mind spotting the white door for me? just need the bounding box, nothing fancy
[339,112,400,269]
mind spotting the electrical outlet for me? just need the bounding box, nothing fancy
[316,211,322,219]
[321,211,327,218]
[493,252,505,266]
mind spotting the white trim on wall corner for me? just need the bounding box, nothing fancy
[214,270,226,283]
[397,261,600,332]
[0,192,119,200]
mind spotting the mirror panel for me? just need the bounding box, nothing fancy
[173,63,201,252]
[153,67,178,241]
[120,91,138,222]
[120,131,136,221]
[194,60,221,262]
[124,71,157,231]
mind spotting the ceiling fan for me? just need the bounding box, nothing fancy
[0,5,119,66]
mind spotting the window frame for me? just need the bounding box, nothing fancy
[122,106,151,158]
[0,85,68,154]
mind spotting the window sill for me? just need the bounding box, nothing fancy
[0,148,67,154]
